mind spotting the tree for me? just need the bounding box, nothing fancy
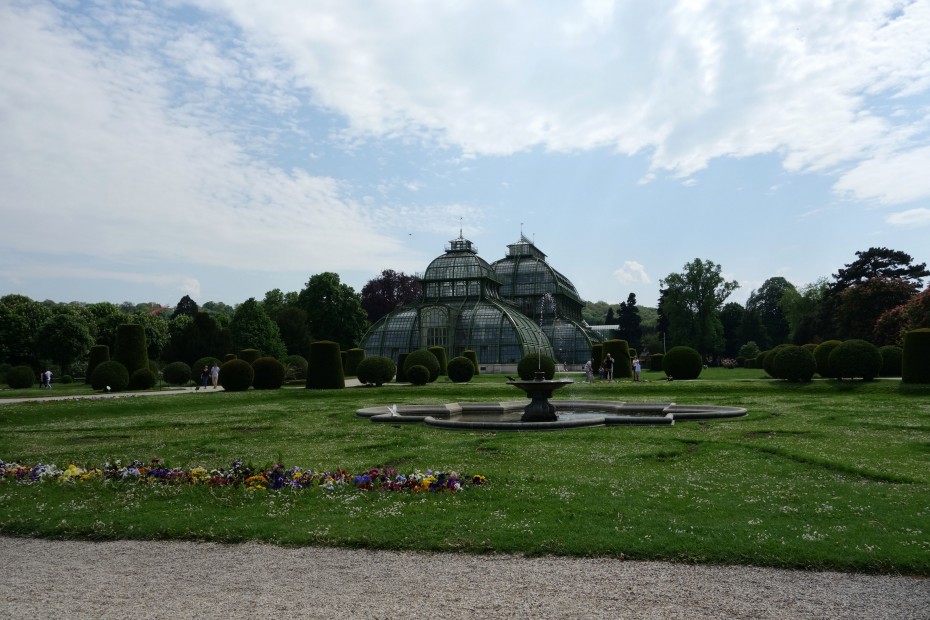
[86,302,126,350]
[229,298,286,359]
[581,300,611,325]
[745,277,796,349]
[261,288,298,320]
[836,277,916,341]
[33,308,94,375]
[604,307,616,325]
[297,272,369,348]
[720,302,746,357]
[0,294,51,366]
[659,259,739,355]
[171,295,199,320]
[274,306,312,358]
[616,293,642,350]
[780,278,829,344]
[832,247,929,292]
[162,312,233,365]
[360,269,422,324]
[125,312,170,360]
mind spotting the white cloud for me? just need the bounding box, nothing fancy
[886,208,930,227]
[614,261,651,284]
[834,146,930,205]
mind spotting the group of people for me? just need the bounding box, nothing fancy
[39,368,52,389]
[195,362,221,390]
[583,354,642,383]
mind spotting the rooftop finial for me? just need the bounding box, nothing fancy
[459,216,463,239]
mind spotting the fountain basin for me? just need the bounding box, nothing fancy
[356,400,747,431]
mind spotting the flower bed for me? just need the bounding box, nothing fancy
[0,458,487,494]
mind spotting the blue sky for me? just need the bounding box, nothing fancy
[2,0,929,310]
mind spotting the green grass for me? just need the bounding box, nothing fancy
[1,371,929,575]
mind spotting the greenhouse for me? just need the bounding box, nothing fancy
[360,235,554,370]
[491,235,603,364]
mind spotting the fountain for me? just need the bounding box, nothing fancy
[506,371,573,422]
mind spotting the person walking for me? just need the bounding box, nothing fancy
[604,353,614,382]
[210,362,220,388]
[583,358,594,383]
[43,369,52,389]
[197,365,210,390]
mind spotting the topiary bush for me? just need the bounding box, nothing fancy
[764,344,793,379]
[428,346,448,376]
[223,353,237,363]
[396,353,409,383]
[829,339,883,381]
[772,345,816,382]
[406,364,430,386]
[755,350,768,373]
[902,328,930,384]
[592,343,604,375]
[356,356,396,386]
[602,340,632,379]
[649,353,664,372]
[252,357,285,390]
[162,361,192,386]
[238,349,260,364]
[447,356,475,383]
[813,340,842,378]
[6,365,36,389]
[283,355,308,381]
[879,345,903,377]
[128,367,157,390]
[403,349,440,383]
[345,348,365,376]
[220,359,254,391]
[61,375,73,384]
[113,323,149,375]
[662,346,702,380]
[462,350,479,376]
[90,361,129,392]
[86,345,110,384]
[306,340,345,390]
[517,353,555,380]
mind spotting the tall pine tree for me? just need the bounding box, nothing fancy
[616,293,642,350]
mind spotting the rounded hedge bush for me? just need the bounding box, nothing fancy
[403,349,440,383]
[829,339,883,381]
[902,328,930,384]
[755,350,768,372]
[406,364,430,386]
[428,346,448,376]
[90,361,129,392]
[447,356,475,383]
[356,356,396,386]
[61,375,73,384]
[223,353,237,363]
[764,344,793,379]
[813,340,842,378]
[879,345,903,377]
[220,359,254,391]
[283,354,308,380]
[517,353,555,380]
[649,353,664,372]
[162,361,192,386]
[6,365,36,389]
[252,357,285,390]
[237,349,261,364]
[86,344,110,384]
[306,340,345,390]
[662,346,702,380]
[128,367,157,390]
[345,348,365,376]
[396,353,409,383]
[462,350,479,375]
[772,345,816,382]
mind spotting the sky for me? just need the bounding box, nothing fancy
[2,0,929,311]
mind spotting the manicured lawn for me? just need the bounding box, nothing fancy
[1,371,928,574]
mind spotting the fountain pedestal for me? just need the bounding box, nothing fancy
[507,371,573,422]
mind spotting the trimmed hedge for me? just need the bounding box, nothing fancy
[403,349,440,383]
[220,359,254,391]
[223,353,237,363]
[879,345,903,377]
[764,344,793,379]
[829,339,883,381]
[90,361,129,392]
[306,341,345,390]
[86,345,110,384]
[238,349,261,364]
[592,344,604,375]
[283,355,308,380]
[113,324,148,375]
[162,361,192,386]
[662,346,702,380]
[813,340,842,378]
[902,328,930,384]
[396,353,409,383]
[252,357,285,390]
[462,350,479,375]
[128,367,157,390]
[6,365,35,389]
[61,375,73,384]
[517,353,555,380]
[356,356,396,386]
[772,345,816,382]
[406,364,430,386]
[428,346,448,376]
[447,356,475,383]
[649,353,664,372]
[602,340,632,379]
[345,348,365,376]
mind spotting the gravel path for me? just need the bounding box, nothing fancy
[1,537,927,619]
